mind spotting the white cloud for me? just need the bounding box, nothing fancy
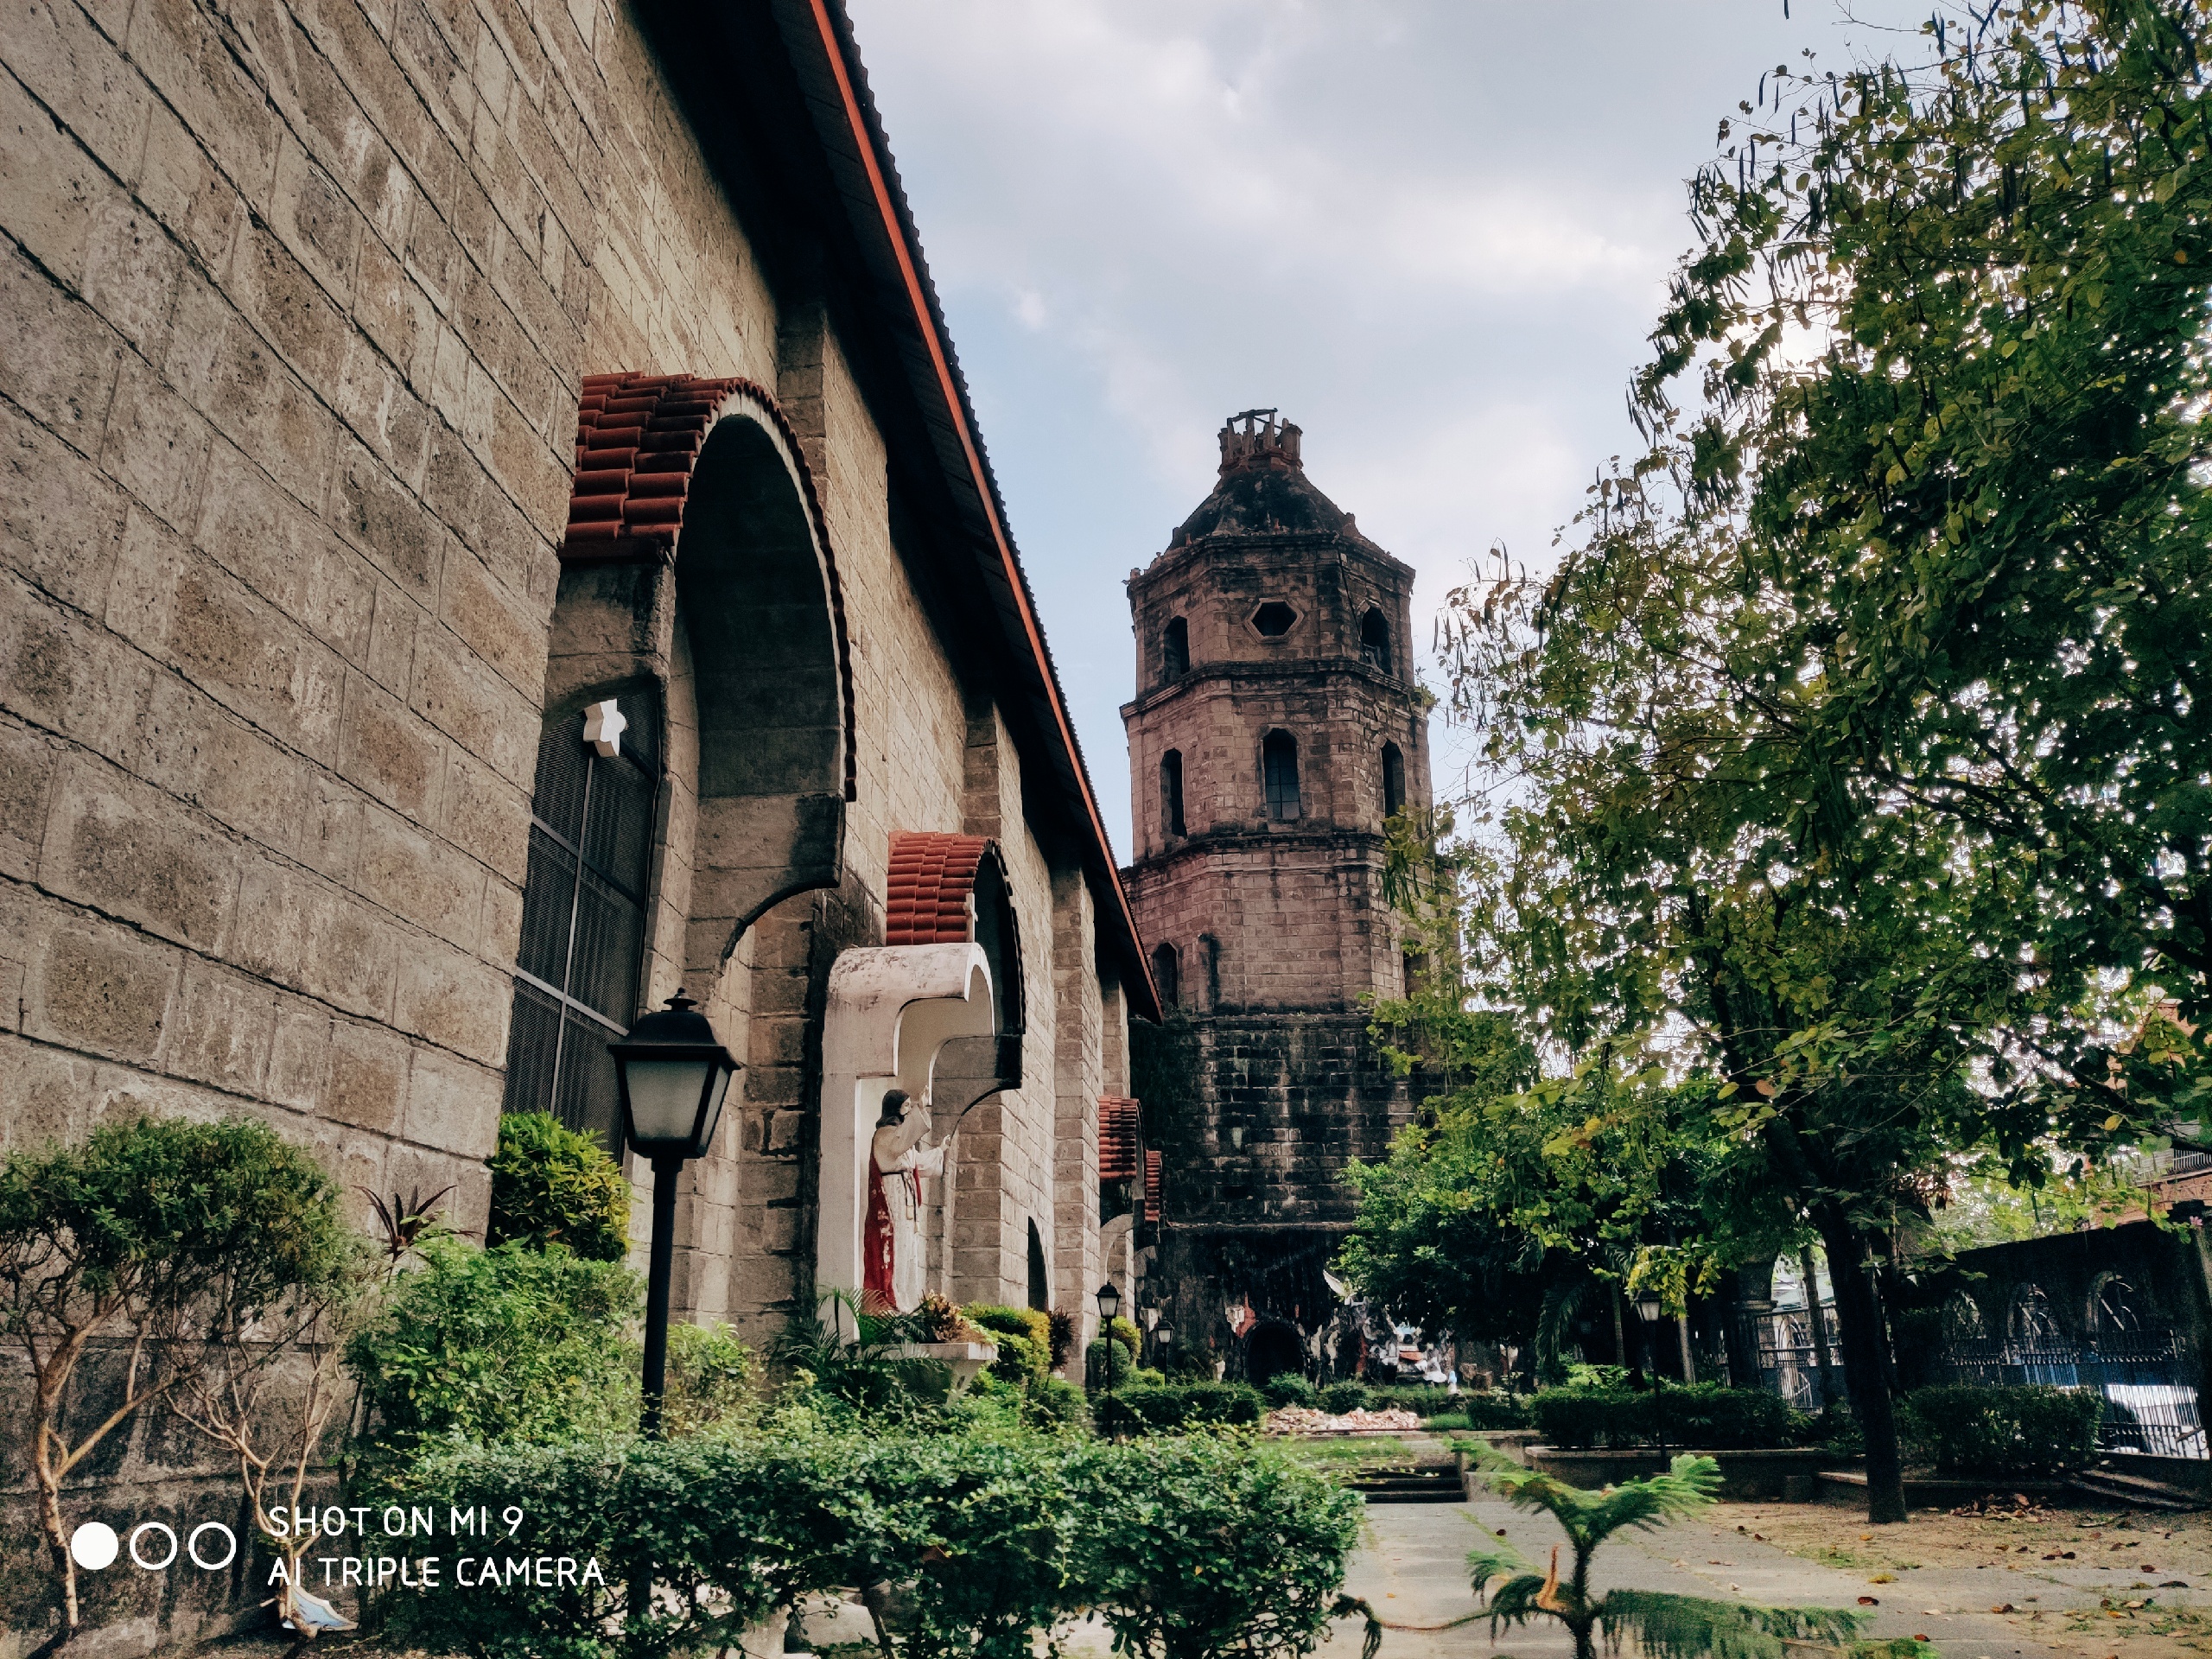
[847,0,1933,853]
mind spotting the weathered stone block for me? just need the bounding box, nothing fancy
[34,921,177,1061]
[323,1016,408,1135]
[166,958,277,1093]
[392,936,507,1065]
[41,758,238,950]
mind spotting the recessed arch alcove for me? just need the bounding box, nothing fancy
[554,372,856,988]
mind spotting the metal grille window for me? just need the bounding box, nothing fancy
[500,697,660,1147]
[1262,731,1300,821]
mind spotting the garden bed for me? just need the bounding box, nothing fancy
[1815,1467,2082,1509]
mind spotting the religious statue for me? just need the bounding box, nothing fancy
[863,1088,946,1313]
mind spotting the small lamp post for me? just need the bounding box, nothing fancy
[1634,1289,1669,1464]
[1096,1281,1122,1419]
[610,990,738,1436]
[1154,1322,1173,1366]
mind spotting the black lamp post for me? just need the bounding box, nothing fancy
[1634,1289,1669,1464]
[610,990,738,1436]
[1096,1281,1122,1418]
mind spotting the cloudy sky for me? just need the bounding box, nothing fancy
[843,0,1927,855]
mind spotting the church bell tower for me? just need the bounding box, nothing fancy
[1121,410,1427,1381]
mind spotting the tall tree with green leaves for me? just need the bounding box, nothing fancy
[1441,0,2211,1521]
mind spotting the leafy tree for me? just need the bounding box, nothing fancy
[345,1236,640,1463]
[0,1115,353,1642]
[486,1111,631,1262]
[1464,1448,1862,1659]
[1437,0,2212,1522]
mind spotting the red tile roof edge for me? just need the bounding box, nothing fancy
[884,830,993,946]
[793,0,1158,1020]
[559,372,856,802]
[1098,1096,1141,1183]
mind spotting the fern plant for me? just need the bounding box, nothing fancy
[1460,1445,1878,1659]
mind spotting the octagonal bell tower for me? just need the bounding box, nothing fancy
[1121,410,1427,1382]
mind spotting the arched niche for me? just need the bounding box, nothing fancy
[556,372,855,988]
[817,943,996,1325]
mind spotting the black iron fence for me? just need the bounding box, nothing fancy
[1934,1334,2208,1461]
[1736,1304,1847,1413]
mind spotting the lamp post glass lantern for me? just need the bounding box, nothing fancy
[1632,1292,1669,1462]
[610,990,739,1436]
[1096,1281,1122,1403]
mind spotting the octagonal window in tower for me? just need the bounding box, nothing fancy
[1360,608,1393,674]
[1262,731,1301,821]
[1161,616,1189,678]
[1251,601,1297,638]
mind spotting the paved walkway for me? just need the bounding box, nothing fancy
[1334,1486,2207,1658]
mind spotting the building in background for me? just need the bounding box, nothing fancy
[0,1,1152,1644]
[1119,411,1426,1382]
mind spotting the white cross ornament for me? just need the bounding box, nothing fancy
[582,698,627,759]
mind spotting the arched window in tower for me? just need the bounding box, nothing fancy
[1160,749,1185,838]
[1151,942,1180,1008]
[503,694,660,1146]
[1262,731,1301,821]
[1381,741,1405,819]
[1360,607,1393,674]
[1161,616,1189,679]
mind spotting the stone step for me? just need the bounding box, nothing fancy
[2075,1468,2207,1511]
[1348,1465,1465,1504]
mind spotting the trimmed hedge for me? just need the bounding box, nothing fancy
[1900,1385,2103,1478]
[1531,1384,1797,1450]
[1262,1373,1317,1408]
[1092,1381,1264,1434]
[391,1429,1363,1659]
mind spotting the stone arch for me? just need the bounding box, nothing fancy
[1381,741,1405,819]
[1262,729,1301,822]
[560,372,855,984]
[1161,615,1189,680]
[1160,748,1185,838]
[1151,942,1180,1009]
[1359,607,1392,675]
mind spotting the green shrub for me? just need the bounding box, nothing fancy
[1317,1380,1369,1414]
[967,1305,1052,1388]
[0,1114,358,1639]
[1164,1343,1217,1381]
[390,1427,1363,1659]
[1531,1384,1795,1450]
[346,1236,640,1459]
[1263,1373,1318,1408]
[1900,1385,2103,1478]
[486,1111,631,1262]
[1066,1433,1364,1659]
[1022,1375,1088,1433]
[1046,1307,1077,1370]
[1092,1381,1265,1434]
[662,1321,760,1439]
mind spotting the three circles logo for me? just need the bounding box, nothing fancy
[70,1520,238,1573]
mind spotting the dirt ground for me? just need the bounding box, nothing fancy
[1713,1497,2212,1656]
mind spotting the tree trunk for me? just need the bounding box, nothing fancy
[1676,1314,1696,1383]
[1815,1205,1906,1523]
[1609,1284,1625,1368]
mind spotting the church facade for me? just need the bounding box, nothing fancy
[0,3,1155,1641]
[1120,413,1427,1382]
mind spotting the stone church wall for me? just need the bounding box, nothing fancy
[0,0,1128,1645]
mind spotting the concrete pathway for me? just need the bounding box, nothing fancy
[1332,1494,2087,1658]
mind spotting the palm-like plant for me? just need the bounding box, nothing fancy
[1462,1446,1880,1659]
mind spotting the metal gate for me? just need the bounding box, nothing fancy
[1936,1333,2208,1460]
